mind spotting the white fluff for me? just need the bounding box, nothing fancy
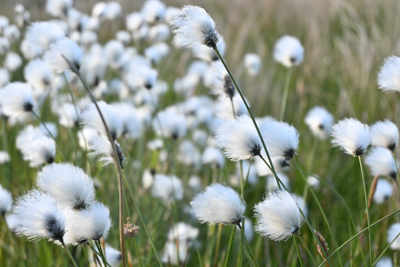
[151,174,184,203]
[244,53,261,76]
[373,179,393,204]
[0,68,9,87]
[44,37,83,73]
[0,151,10,164]
[230,161,258,186]
[26,22,65,49]
[370,120,399,151]
[87,134,125,167]
[304,106,334,140]
[46,0,72,18]
[378,56,400,93]
[375,257,393,267]
[5,52,22,72]
[307,175,320,189]
[58,103,80,128]
[12,190,66,244]
[216,115,261,161]
[64,202,111,245]
[153,108,187,140]
[331,118,370,157]
[141,0,166,23]
[387,223,400,250]
[170,5,219,49]
[148,25,170,43]
[37,163,96,210]
[266,172,290,191]
[4,25,20,43]
[0,82,35,117]
[24,59,54,90]
[273,35,304,68]
[177,140,201,167]
[89,243,122,267]
[192,37,225,62]
[0,184,12,216]
[259,120,299,159]
[254,190,302,241]
[202,146,225,168]
[190,183,246,225]
[112,103,143,140]
[364,147,397,178]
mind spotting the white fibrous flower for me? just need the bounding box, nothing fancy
[128,66,158,90]
[89,244,122,267]
[20,39,44,60]
[112,103,143,140]
[292,194,308,218]
[16,125,56,167]
[78,128,97,150]
[376,257,393,267]
[0,16,9,35]
[230,161,258,186]
[370,120,399,151]
[87,134,125,167]
[216,94,248,120]
[192,37,225,62]
[104,40,124,69]
[104,2,121,21]
[147,139,164,151]
[153,109,187,140]
[145,42,170,64]
[46,0,72,18]
[216,115,261,161]
[142,0,166,23]
[307,175,320,189]
[148,24,170,43]
[0,68,10,87]
[4,25,20,43]
[365,147,397,179]
[0,37,10,55]
[331,118,370,157]
[162,240,188,265]
[254,190,302,241]
[192,129,209,147]
[273,35,304,68]
[387,223,400,250]
[126,12,145,33]
[244,53,261,76]
[0,184,12,216]
[167,222,199,241]
[0,82,35,117]
[12,190,66,244]
[259,120,299,159]
[116,31,131,46]
[190,183,246,226]
[304,106,334,140]
[177,140,201,167]
[142,169,155,190]
[378,56,400,93]
[373,179,393,204]
[202,146,225,168]
[205,61,235,99]
[58,103,80,128]
[151,174,184,203]
[81,101,122,140]
[40,122,58,138]
[5,52,22,72]
[164,6,180,23]
[170,5,219,49]
[37,163,96,210]
[24,59,54,90]
[266,172,290,191]
[26,22,65,49]
[64,202,111,245]
[188,176,202,192]
[0,151,10,164]
[44,38,83,73]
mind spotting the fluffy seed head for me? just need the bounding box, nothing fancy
[0,82,35,117]
[216,115,262,161]
[202,146,225,168]
[24,59,54,90]
[304,106,334,140]
[0,184,12,216]
[151,174,184,203]
[153,108,187,140]
[331,118,370,157]
[26,22,65,49]
[364,147,397,179]
[370,120,399,151]
[373,179,393,204]
[44,37,83,73]
[170,5,219,49]
[387,223,400,250]
[190,183,246,226]
[254,190,302,241]
[273,35,304,68]
[378,56,400,93]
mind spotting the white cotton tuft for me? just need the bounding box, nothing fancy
[0,68,10,87]
[373,179,393,204]
[151,174,184,203]
[190,183,246,225]
[216,116,261,161]
[0,184,12,216]
[177,140,201,167]
[89,243,122,267]
[170,5,219,49]
[5,52,22,72]
[12,190,66,244]
[58,103,80,128]
[0,151,10,164]
[254,190,302,241]
[87,134,125,167]
[387,223,400,250]
[375,257,393,267]
[44,37,83,73]
[24,59,54,90]
[331,118,370,157]
[141,0,166,23]
[364,147,397,179]
[153,108,187,140]
[244,53,261,76]
[37,163,96,210]
[46,0,72,18]
[26,22,65,49]
[112,103,143,140]
[370,120,399,151]
[378,56,400,93]
[304,106,334,140]
[0,82,35,117]
[192,37,225,62]
[266,172,290,191]
[273,35,304,68]
[202,146,225,168]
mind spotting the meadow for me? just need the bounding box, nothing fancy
[1,0,400,266]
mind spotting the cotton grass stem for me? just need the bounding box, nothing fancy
[63,57,126,267]
[293,235,304,267]
[297,235,318,266]
[279,68,292,121]
[358,156,372,267]
[63,244,78,267]
[391,152,400,193]
[223,226,235,267]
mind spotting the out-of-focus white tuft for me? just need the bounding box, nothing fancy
[202,146,225,168]
[0,184,12,216]
[373,179,393,204]
[304,106,334,140]
[151,174,184,203]
[153,108,187,140]
[244,53,261,76]
[378,56,400,93]
[387,223,400,250]
[273,35,304,68]
[26,22,65,49]
[44,38,83,73]
[370,120,399,151]
[364,147,397,179]
[24,59,54,90]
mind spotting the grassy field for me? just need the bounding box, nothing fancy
[1,0,400,266]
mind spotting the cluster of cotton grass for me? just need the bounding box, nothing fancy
[1,0,400,266]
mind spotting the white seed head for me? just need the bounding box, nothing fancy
[375,257,393,267]
[0,82,35,117]
[0,184,12,216]
[331,118,370,157]
[254,190,302,241]
[44,37,83,73]
[153,108,187,140]
[244,53,261,76]
[373,179,393,204]
[89,243,122,267]
[370,120,399,151]
[190,183,246,225]
[378,56,400,93]
[387,223,400,250]
[5,52,22,72]
[24,59,54,90]
[304,106,334,140]
[202,146,225,168]
[46,0,73,18]
[26,22,65,49]
[0,151,10,164]
[273,35,304,68]
[151,174,184,203]
[0,68,10,87]
[58,103,80,128]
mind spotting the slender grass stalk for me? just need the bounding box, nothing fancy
[358,156,372,267]
[62,244,79,267]
[391,152,400,193]
[63,57,126,267]
[318,208,400,266]
[279,68,293,121]
[223,226,235,267]
[297,235,318,266]
[293,235,304,267]
[62,73,80,121]
[373,231,400,266]
[2,216,27,267]
[232,229,258,267]
[2,116,8,151]
[31,110,66,161]
[213,223,223,267]
[195,241,203,267]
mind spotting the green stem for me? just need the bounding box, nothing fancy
[223,226,235,267]
[391,152,400,195]
[373,231,400,266]
[359,156,372,267]
[298,235,318,266]
[233,230,258,267]
[213,223,223,267]
[279,67,292,121]
[63,244,79,267]
[293,235,304,267]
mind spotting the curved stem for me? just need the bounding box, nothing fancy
[293,235,304,267]
[373,231,400,266]
[63,244,79,267]
[298,235,318,266]
[279,68,292,121]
